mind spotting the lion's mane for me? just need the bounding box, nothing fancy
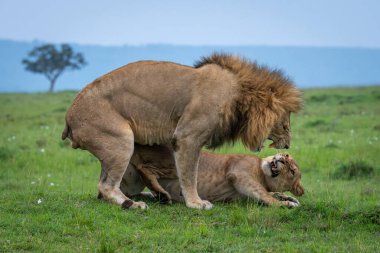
[194,53,303,150]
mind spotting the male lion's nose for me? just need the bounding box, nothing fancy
[284,144,289,149]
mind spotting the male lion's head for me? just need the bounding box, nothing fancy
[194,53,303,152]
[261,153,304,196]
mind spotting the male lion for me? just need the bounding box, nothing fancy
[62,53,302,209]
[120,145,304,207]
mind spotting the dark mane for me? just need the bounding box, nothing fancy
[195,53,303,150]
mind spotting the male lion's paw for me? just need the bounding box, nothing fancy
[186,200,213,210]
[122,200,148,210]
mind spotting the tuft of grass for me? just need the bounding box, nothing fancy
[333,161,375,180]
[305,119,327,128]
[0,146,13,161]
[343,206,380,225]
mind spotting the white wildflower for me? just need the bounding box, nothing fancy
[37,199,42,204]
[47,173,51,177]
[350,129,355,136]
[40,148,45,153]
[31,181,36,185]
[7,136,16,141]
[49,182,55,186]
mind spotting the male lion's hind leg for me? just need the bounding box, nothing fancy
[93,124,147,210]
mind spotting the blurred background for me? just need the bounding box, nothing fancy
[0,0,379,92]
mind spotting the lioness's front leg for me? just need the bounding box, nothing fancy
[228,171,299,208]
[270,192,300,206]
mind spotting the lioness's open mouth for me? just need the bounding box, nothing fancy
[270,158,285,177]
[270,160,279,177]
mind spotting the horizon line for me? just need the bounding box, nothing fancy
[1,37,380,50]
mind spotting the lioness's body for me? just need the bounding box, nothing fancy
[63,54,302,209]
[122,145,304,207]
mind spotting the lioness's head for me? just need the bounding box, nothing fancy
[261,153,304,196]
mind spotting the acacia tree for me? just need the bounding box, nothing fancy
[22,44,86,92]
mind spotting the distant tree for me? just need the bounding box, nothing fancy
[22,44,86,92]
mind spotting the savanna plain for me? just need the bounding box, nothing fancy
[0,86,379,252]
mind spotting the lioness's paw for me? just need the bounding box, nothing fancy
[272,192,300,205]
[283,200,300,208]
[186,200,213,210]
[286,196,300,205]
[122,200,148,210]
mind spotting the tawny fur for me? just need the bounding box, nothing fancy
[62,53,303,209]
[122,145,304,207]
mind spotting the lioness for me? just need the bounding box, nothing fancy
[119,145,304,207]
[62,53,302,209]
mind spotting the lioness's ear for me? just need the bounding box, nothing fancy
[286,158,295,174]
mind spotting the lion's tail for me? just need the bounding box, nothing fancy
[61,122,80,149]
[61,123,70,140]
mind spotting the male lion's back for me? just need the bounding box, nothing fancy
[63,60,222,147]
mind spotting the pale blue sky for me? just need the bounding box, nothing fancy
[0,0,379,47]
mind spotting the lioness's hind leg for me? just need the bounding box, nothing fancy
[136,164,172,204]
[92,123,147,209]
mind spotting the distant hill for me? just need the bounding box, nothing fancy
[0,39,379,92]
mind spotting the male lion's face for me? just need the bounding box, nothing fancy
[268,112,291,149]
[262,154,304,196]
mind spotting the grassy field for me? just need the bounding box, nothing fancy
[0,86,379,252]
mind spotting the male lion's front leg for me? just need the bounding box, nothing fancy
[173,137,213,210]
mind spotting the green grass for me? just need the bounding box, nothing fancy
[1,86,380,252]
